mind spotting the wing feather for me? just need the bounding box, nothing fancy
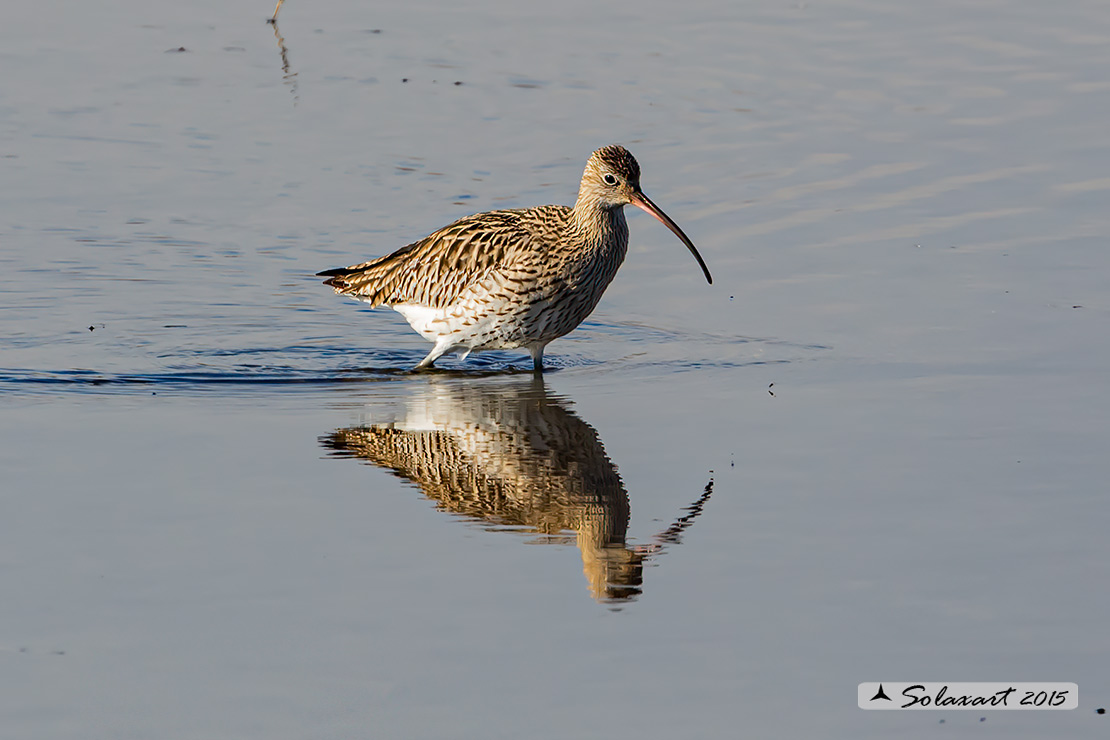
[317,207,568,308]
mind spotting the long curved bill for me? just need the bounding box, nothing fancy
[630,190,713,285]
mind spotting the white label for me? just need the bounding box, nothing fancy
[858,683,1078,710]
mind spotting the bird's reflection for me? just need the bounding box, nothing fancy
[321,377,713,604]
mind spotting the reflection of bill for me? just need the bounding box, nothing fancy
[322,377,712,603]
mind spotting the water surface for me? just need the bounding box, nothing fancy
[2,1,1109,737]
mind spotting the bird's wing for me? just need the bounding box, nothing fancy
[318,208,565,308]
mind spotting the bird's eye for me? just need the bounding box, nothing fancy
[603,174,619,186]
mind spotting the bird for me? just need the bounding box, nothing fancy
[317,145,712,372]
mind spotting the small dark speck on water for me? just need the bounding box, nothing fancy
[165,47,188,53]
[1096,707,1105,714]
[768,383,775,397]
[402,78,409,83]
[454,81,463,86]
[88,325,95,331]
[979,717,986,722]
[1073,305,1083,309]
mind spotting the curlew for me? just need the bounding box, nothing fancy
[317,145,712,371]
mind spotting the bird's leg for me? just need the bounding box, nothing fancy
[529,344,546,373]
[414,337,457,371]
[413,352,439,371]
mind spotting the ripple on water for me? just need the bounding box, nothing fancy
[0,317,828,396]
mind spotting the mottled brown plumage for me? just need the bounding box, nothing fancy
[320,377,715,602]
[318,145,711,370]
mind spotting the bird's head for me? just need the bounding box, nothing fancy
[580,145,643,209]
[577,145,712,284]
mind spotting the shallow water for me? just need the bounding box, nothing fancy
[3,0,1110,737]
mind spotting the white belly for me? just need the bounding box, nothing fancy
[389,302,525,353]
[390,304,448,342]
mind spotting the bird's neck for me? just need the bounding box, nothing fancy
[569,197,627,247]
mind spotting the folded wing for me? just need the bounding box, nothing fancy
[317,209,560,309]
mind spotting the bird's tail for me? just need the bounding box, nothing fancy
[316,260,389,305]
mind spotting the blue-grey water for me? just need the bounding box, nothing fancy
[3,0,1109,737]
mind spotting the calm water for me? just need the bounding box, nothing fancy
[3,0,1109,737]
